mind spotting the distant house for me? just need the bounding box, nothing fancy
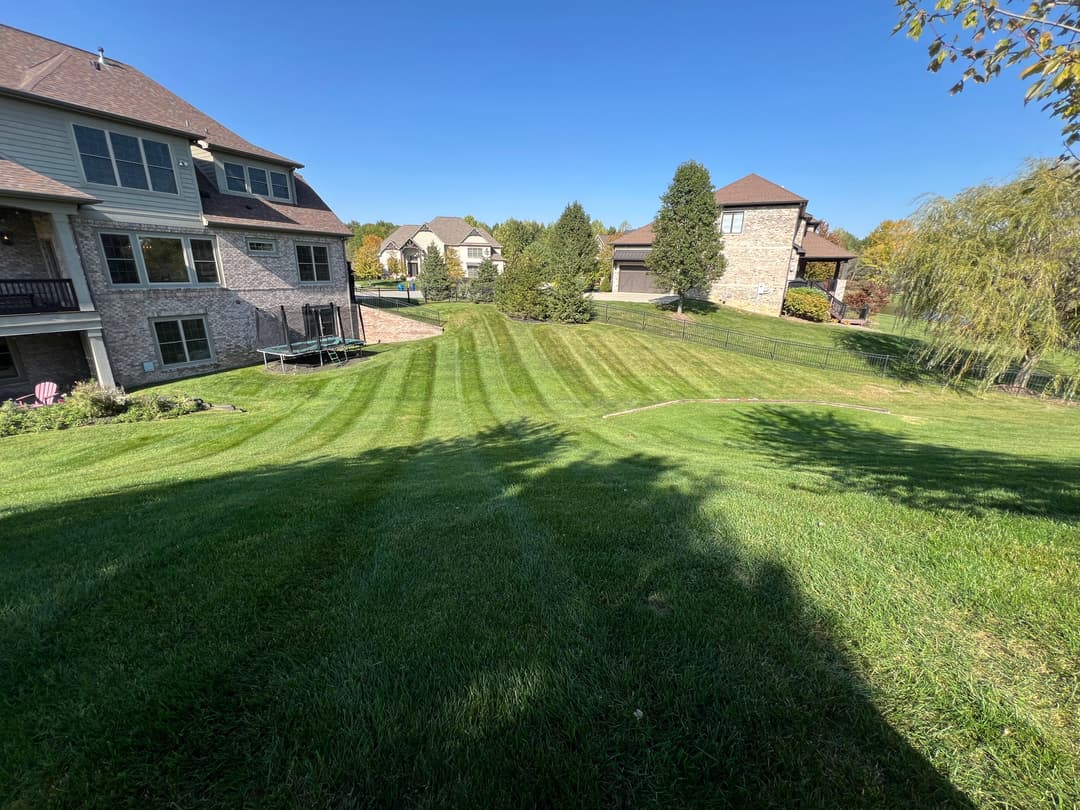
[379,217,505,279]
[0,25,354,397]
[611,173,856,316]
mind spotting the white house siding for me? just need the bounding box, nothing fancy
[72,217,352,387]
[0,96,204,227]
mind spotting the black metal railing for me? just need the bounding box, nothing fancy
[355,292,444,327]
[0,278,79,315]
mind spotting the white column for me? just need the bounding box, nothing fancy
[81,329,116,388]
[48,212,95,312]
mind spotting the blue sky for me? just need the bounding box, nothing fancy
[5,1,1063,236]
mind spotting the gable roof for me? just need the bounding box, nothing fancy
[612,223,655,246]
[0,155,100,203]
[196,170,351,237]
[798,230,856,261]
[426,216,502,248]
[0,25,300,167]
[380,224,420,252]
[714,173,806,207]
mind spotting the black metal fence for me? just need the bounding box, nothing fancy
[355,290,444,327]
[0,278,79,314]
[594,302,1078,400]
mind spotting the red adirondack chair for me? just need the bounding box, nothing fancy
[15,381,60,408]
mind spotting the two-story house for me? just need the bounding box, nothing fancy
[611,173,855,316]
[379,217,505,279]
[0,25,354,399]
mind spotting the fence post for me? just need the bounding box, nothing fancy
[823,349,830,370]
[641,310,647,330]
[881,356,891,376]
[681,320,687,339]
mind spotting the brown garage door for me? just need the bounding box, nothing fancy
[618,265,663,294]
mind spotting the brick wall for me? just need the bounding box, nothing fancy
[0,207,50,280]
[706,205,800,316]
[358,306,442,343]
[0,332,89,399]
[72,217,353,388]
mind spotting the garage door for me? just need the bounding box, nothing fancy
[618,265,663,294]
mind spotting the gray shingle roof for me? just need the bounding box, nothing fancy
[0,155,100,203]
[196,170,351,237]
[425,216,502,248]
[379,224,420,252]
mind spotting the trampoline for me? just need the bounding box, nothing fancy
[257,303,366,372]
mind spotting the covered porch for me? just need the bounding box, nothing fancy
[790,230,857,299]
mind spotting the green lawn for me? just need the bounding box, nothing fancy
[2,307,1078,807]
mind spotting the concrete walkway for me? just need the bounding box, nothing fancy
[588,291,679,304]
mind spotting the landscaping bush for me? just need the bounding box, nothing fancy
[1,382,206,438]
[494,258,548,321]
[419,245,452,302]
[470,258,498,303]
[546,274,595,323]
[782,288,831,322]
[844,279,891,315]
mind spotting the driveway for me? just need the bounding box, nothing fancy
[588,291,679,304]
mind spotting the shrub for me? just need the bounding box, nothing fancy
[419,246,452,302]
[64,380,128,420]
[783,288,831,322]
[471,258,498,303]
[844,279,891,315]
[546,273,595,323]
[495,258,548,321]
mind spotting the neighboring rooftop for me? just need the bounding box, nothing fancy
[0,155,101,203]
[380,224,420,251]
[380,217,502,252]
[612,223,655,246]
[0,24,300,167]
[714,173,807,207]
[196,171,351,237]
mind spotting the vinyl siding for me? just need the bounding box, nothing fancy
[0,95,204,226]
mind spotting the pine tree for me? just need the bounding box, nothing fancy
[472,257,498,303]
[546,202,596,323]
[420,244,452,302]
[646,161,725,314]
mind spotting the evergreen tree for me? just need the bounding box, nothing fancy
[547,202,596,323]
[646,161,726,314]
[472,257,498,303]
[419,244,452,302]
[495,249,547,320]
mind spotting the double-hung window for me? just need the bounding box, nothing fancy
[153,317,213,366]
[73,125,177,193]
[720,211,744,235]
[100,233,220,286]
[467,247,485,259]
[296,244,331,282]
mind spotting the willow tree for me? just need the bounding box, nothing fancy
[897,160,1080,390]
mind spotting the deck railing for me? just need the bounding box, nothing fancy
[0,279,79,315]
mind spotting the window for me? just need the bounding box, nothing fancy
[270,171,290,199]
[0,338,19,379]
[296,244,331,282]
[190,239,220,283]
[101,234,140,284]
[100,233,220,286]
[141,237,187,283]
[248,167,269,196]
[246,239,278,255]
[73,125,177,193]
[466,264,479,278]
[467,247,485,259]
[721,211,744,234]
[153,317,212,366]
[224,162,247,193]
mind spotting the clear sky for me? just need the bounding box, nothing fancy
[4,1,1064,236]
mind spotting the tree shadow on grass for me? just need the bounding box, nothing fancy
[738,407,1080,520]
[0,420,971,807]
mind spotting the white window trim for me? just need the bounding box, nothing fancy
[296,242,333,284]
[99,232,222,289]
[246,238,280,256]
[150,315,215,368]
[721,210,745,235]
[71,123,179,195]
[220,160,292,202]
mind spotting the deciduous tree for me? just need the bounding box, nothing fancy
[445,247,465,282]
[895,0,1080,152]
[492,219,546,262]
[351,234,383,281]
[646,161,725,314]
[896,159,1080,389]
[857,219,913,287]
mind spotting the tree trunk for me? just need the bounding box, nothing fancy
[677,295,684,315]
[1016,348,1039,391]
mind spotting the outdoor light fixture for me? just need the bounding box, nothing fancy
[0,231,12,246]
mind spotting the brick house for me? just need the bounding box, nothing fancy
[611,173,856,316]
[379,217,505,280]
[0,25,354,398]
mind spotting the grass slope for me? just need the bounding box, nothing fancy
[1,307,1078,807]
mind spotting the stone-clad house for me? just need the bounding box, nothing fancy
[611,173,855,316]
[0,25,354,398]
[379,217,505,279]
